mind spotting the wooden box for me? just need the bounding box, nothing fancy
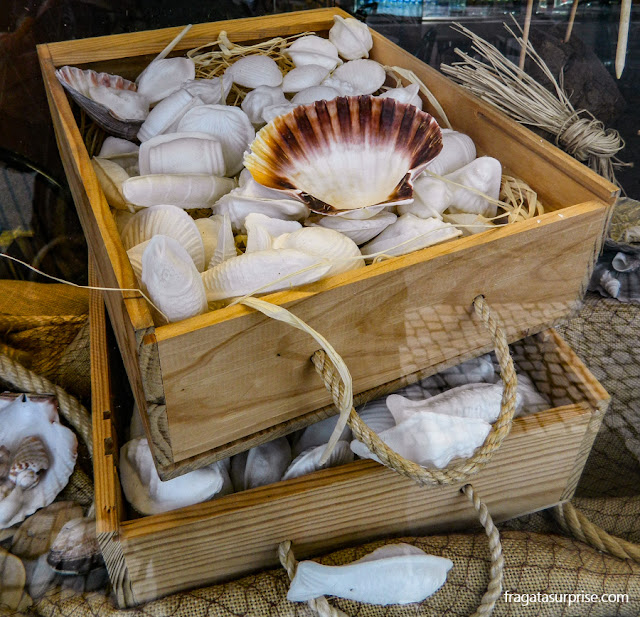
[89,275,610,607]
[39,9,618,479]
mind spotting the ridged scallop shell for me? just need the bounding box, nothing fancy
[291,416,352,458]
[425,130,476,176]
[360,213,461,257]
[379,83,422,110]
[139,132,226,176]
[56,66,143,140]
[328,15,373,61]
[178,105,256,176]
[230,437,291,491]
[0,395,77,529]
[282,65,330,93]
[182,75,233,105]
[244,96,442,215]
[122,174,235,209]
[136,57,195,104]
[331,60,386,95]
[141,235,208,323]
[225,55,283,89]
[287,35,341,71]
[137,89,201,142]
[292,86,340,105]
[9,437,50,490]
[282,441,353,481]
[241,86,287,125]
[245,213,302,252]
[92,158,131,211]
[355,398,396,434]
[309,210,397,245]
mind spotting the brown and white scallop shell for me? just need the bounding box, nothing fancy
[244,95,442,216]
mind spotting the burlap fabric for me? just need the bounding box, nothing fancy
[1,284,639,616]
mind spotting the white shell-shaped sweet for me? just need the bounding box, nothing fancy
[137,89,201,142]
[121,204,205,271]
[136,57,195,104]
[262,102,297,124]
[288,543,452,605]
[182,75,232,105]
[209,214,236,268]
[245,213,302,253]
[514,373,550,416]
[282,441,353,481]
[291,416,352,458]
[202,249,332,302]
[230,438,291,491]
[225,55,283,89]
[122,174,235,209]
[141,235,208,322]
[331,60,386,95]
[400,174,451,219]
[443,213,493,236]
[356,398,396,434]
[287,35,341,71]
[92,157,131,210]
[379,83,423,110]
[177,105,255,176]
[0,396,77,529]
[321,76,361,96]
[98,137,139,172]
[139,132,226,177]
[328,15,373,61]
[425,130,476,177]
[282,65,330,93]
[292,86,340,105]
[310,211,397,245]
[88,85,149,121]
[420,354,498,392]
[120,438,230,515]
[126,240,149,282]
[241,86,287,124]
[113,209,134,235]
[195,217,222,266]
[273,227,364,277]
[360,214,461,257]
[351,411,491,469]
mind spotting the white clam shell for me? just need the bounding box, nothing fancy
[0,396,77,529]
[287,35,341,71]
[122,174,235,209]
[121,204,205,271]
[360,213,461,258]
[137,89,201,142]
[209,214,236,268]
[379,83,423,110]
[356,398,396,434]
[92,157,131,211]
[241,86,287,125]
[328,15,373,61]
[177,105,255,176]
[225,55,283,89]
[282,65,330,93]
[292,86,340,105]
[141,235,208,323]
[291,416,352,458]
[310,211,397,245]
[282,441,353,481]
[120,438,230,515]
[202,249,332,302]
[262,102,297,124]
[230,438,291,491]
[288,543,452,605]
[87,85,149,121]
[425,130,476,176]
[139,132,226,177]
[331,60,386,95]
[136,57,195,104]
[245,213,302,253]
[182,75,232,105]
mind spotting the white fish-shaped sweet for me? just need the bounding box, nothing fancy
[443,212,494,236]
[425,130,476,177]
[245,213,302,253]
[291,416,352,458]
[141,235,208,323]
[355,398,396,434]
[292,86,340,105]
[282,65,330,93]
[351,411,491,469]
[241,86,288,125]
[136,57,195,104]
[195,217,222,267]
[137,89,201,142]
[287,35,341,71]
[230,437,291,491]
[225,55,283,89]
[182,75,233,105]
[88,85,149,121]
[209,214,236,268]
[202,249,331,302]
[122,173,235,209]
[92,157,131,211]
[328,15,373,61]
[120,438,230,515]
[361,214,461,258]
[331,59,386,95]
[308,210,397,245]
[420,354,498,391]
[282,441,353,481]
[288,543,452,604]
[379,83,423,110]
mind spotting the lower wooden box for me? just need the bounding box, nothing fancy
[90,280,609,607]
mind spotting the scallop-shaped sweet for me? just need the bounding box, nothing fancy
[241,86,287,125]
[287,35,341,71]
[282,65,330,93]
[244,96,442,215]
[136,57,195,104]
[225,55,283,89]
[182,75,233,105]
[282,441,353,481]
[425,129,476,177]
[329,15,373,61]
[292,86,340,105]
[331,60,386,96]
[379,83,423,110]
[310,210,397,245]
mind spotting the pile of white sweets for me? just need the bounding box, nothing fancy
[120,353,549,516]
[80,16,503,323]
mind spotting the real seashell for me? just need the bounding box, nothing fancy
[141,235,208,323]
[0,545,27,610]
[287,35,341,71]
[136,57,195,104]
[330,59,386,95]
[291,416,352,458]
[195,217,222,266]
[309,210,397,245]
[245,213,302,253]
[225,55,283,89]
[420,354,498,392]
[329,15,373,61]
[514,373,550,417]
[282,65,330,93]
[120,438,230,515]
[262,102,297,124]
[241,86,288,125]
[178,105,256,176]
[139,132,226,177]
[425,130,476,176]
[292,86,340,105]
[230,437,291,491]
[121,204,205,271]
[288,543,452,605]
[9,436,50,490]
[282,441,353,481]
[122,173,235,209]
[56,66,143,140]
[360,213,461,258]
[202,249,332,302]
[0,395,77,529]
[47,517,105,574]
[320,76,361,96]
[351,410,491,469]
[612,251,640,272]
[0,445,9,479]
[182,75,233,105]
[443,213,493,236]
[87,85,149,121]
[379,83,423,110]
[355,398,396,434]
[244,96,442,216]
[92,157,131,211]
[209,214,236,268]
[137,89,201,142]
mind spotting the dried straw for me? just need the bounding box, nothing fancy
[441,22,629,185]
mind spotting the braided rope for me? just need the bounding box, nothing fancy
[553,502,640,562]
